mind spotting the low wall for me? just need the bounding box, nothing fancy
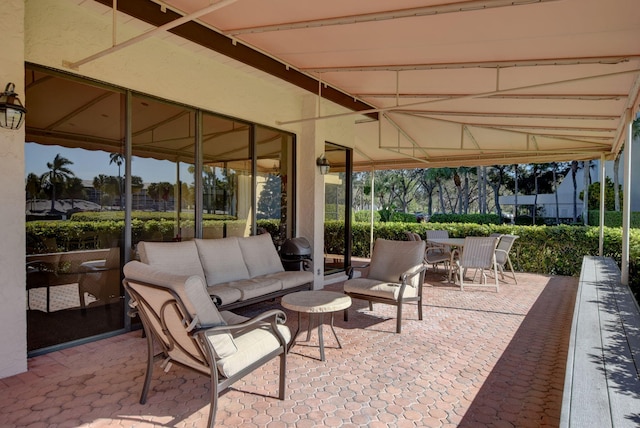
[560,256,640,427]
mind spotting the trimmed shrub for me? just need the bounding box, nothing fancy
[587,210,640,228]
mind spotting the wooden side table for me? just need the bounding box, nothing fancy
[281,290,352,361]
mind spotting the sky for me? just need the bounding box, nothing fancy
[25,143,192,184]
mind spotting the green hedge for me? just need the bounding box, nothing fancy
[326,221,640,279]
[587,210,640,228]
[26,218,639,297]
[70,211,236,222]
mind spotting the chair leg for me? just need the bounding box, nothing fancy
[396,304,402,334]
[418,297,423,321]
[139,326,155,405]
[343,308,349,322]
[207,366,219,428]
[368,301,374,311]
[278,352,286,400]
[507,257,518,284]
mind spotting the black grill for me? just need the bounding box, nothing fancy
[280,237,312,271]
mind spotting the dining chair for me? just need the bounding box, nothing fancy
[494,234,519,284]
[425,230,452,273]
[453,236,500,292]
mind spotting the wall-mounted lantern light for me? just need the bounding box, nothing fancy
[316,154,331,175]
[0,83,27,130]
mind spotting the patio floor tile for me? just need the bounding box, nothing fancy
[0,271,577,427]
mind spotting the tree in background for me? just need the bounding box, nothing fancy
[581,177,622,211]
[109,152,124,208]
[26,173,42,212]
[92,174,119,208]
[64,177,86,209]
[417,169,437,216]
[257,174,281,219]
[486,165,509,218]
[41,154,75,214]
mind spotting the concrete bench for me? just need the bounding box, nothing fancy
[561,256,640,427]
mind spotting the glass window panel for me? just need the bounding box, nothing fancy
[130,95,195,243]
[24,69,125,352]
[201,112,251,238]
[255,125,294,245]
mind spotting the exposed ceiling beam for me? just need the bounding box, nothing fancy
[303,56,640,73]
[357,93,628,101]
[227,0,560,35]
[91,0,378,120]
[394,110,619,121]
[64,0,240,69]
[277,68,640,125]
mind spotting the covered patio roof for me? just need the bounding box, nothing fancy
[78,0,640,170]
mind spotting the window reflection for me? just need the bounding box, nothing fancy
[24,66,295,354]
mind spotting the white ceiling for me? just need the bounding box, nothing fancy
[70,0,640,169]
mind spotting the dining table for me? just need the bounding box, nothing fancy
[426,237,467,283]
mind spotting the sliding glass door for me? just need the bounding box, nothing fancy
[323,143,352,275]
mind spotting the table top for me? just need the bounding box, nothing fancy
[428,237,466,247]
[281,290,352,313]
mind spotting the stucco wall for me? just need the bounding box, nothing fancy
[0,0,360,378]
[0,0,27,378]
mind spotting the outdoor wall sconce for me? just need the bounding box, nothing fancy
[0,83,27,130]
[317,154,331,175]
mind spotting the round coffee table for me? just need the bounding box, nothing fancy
[281,290,352,361]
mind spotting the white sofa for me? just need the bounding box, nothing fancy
[134,234,314,310]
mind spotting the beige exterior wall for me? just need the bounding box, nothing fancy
[1,0,358,377]
[0,0,27,378]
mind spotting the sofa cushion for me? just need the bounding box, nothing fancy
[344,277,418,301]
[123,261,237,359]
[226,278,282,300]
[195,237,250,285]
[263,271,314,290]
[206,285,243,306]
[237,234,284,278]
[137,241,206,281]
[216,323,290,379]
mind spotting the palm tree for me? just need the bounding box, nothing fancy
[64,177,86,209]
[40,154,75,214]
[25,173,42,212]
[109,152,124,208]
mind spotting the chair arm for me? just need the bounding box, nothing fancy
[400,264,427,284]
[191,309,289,347]
[347,263,370,279]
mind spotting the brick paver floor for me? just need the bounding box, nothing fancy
[0,271,577,427]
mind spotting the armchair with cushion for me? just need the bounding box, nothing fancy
[123,261,290,428]
[343,239,427,333]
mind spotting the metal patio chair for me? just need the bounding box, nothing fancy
[343,238,427,333]
[123,261,290,428]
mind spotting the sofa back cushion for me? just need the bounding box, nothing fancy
[123,260,237,359]
[137,240,206,281]
[195,237,250,286]
[368,238,426,284]
[237,234,284,277]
